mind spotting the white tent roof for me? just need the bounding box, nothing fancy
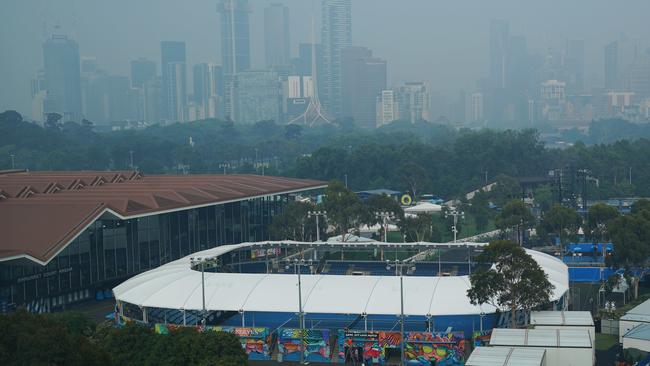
[404,202,442,213]
[113,241,569,316]
[530,311,594,326]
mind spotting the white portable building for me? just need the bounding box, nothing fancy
[489,328,594,366]
[530,311,595,340]
[466,347,546,366]
[622,323,650,352]
[619,298,650,342]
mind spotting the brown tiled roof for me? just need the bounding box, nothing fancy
[0,171,325,264]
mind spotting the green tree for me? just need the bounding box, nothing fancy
[495,200,535,244]
[396,162,428,200]
[0,310,110,366]
[269,201,319,241]
[587,203,620,241]
[467,240,554,329]
[609,214,650,266]
[540,204,583,247]
[533,184,554,212]
[490,175,521,207]
[400,214,435,242]
[321,180,366,241]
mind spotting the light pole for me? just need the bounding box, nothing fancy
[10,154,15,169]
[445,208,465,243]
[287,258,312,365]
[386,260,410,366]
[307,211,327,242]
[375,211,394,243]
[191,256,208,326]
[219,163,230,175]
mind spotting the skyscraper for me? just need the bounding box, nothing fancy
[341,46,386,128]
[321,0,352,118]
[130,58,157,89]
[566,39,585,94]
[234,70,280,124]
[217,0,251,77]
[161,41,187,121]
[489,19,509,89]
[193,63,223,119]
[42,35,82,121]
[605,41,619,90]
[264,3,290,68]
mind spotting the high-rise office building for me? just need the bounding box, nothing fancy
[322,0,352,118]
[143,78,163,123]
[193,63,223,119]
[566,39,585,94]
[161,41,187,121]
[167,62,187,122]
[217,0,251,77]
[234,70,280,124]
[605,41,619,91]
[42,35,82,121]
[130,58,157,89]
[489,20,509,89]
[264,3,290,68]
[341,46,386,128]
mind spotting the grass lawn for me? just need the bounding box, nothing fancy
[595,333,619,351]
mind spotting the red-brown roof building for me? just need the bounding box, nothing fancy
[0,170,325,312]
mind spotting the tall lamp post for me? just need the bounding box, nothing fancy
[307,210,327,242]
[375,211,394,243]
[287,258,312,365]
[386,260,410,366]
[443,208,464,275]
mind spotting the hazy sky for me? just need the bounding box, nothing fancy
[1,0,649,116]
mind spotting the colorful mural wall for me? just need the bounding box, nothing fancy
[472,330,491,347]
[405,332,465,366]
[277,328,331,362]
[337,330,402,364]
[211,326,271,360]
[154,324,271,360]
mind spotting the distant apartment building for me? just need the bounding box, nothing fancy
[376,89,398,127]
[234,70,280,124]
[540,80,566,121]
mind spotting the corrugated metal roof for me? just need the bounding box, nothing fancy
[623,323,650,341]
[490,328,592,348]
[466,347,545,366]
[0,171,325,264]
[530,311,594,326]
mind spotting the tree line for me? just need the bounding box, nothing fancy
[2,110,650,200]
[0,310,247,366]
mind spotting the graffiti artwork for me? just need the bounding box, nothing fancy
[210,326,271,360]
[154,323,186,334]
[472,330,491,347]
[277,328,331,362]
[404,332,465,366]
[337,330,402,364]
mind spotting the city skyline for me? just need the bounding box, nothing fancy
[2,0,650,123]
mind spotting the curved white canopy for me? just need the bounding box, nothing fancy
[404,202,442,214]
[113,241,569,317]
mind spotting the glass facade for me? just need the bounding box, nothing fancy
[0,195,288,311]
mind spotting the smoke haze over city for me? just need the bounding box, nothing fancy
[2,0,649,119]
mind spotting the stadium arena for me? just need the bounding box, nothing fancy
[113,240,569,365]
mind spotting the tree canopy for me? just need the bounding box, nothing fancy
[467,240,554,328]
